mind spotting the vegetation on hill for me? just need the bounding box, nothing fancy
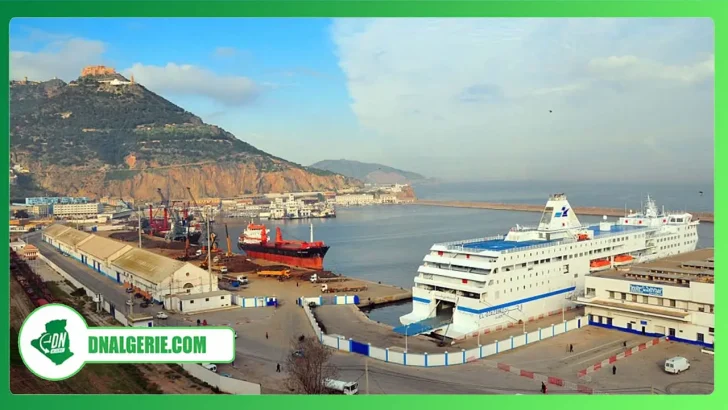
[10,70,358,200]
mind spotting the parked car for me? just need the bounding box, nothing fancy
[156,312,169,320]
[201,363,217,373]
[140,302,149,308]
[292,349,304,358]
[220,373,232,378]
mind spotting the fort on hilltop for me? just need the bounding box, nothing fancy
[81,65,117,77]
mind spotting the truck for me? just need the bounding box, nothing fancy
[321,283,367,293]
[199,261,228,274]
[325,379,359,395]
[221,274,249,286]
[309,273,348,284]
[257,269,291,279]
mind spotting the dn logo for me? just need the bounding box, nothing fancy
[554,206,570,218]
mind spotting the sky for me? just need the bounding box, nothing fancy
[9,18,714,183]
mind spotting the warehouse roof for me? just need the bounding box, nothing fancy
[42,224,71,239]
[55,227,92,247]
[111,248,187,285]
[77,235,133,261]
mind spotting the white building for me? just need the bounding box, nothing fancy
[41,225,219,305]
[110,247,218,303]
[576,248,714,348]
[167,290,233,313]
[52,202,104,219]
[334,194,375,206]
[10,239,26,252]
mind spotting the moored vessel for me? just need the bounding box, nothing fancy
[397,194,700,340]
[238,222,329,270]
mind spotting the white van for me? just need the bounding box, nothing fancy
[201,363,218,373]
[325,379,359,395]
[664,357,690,374]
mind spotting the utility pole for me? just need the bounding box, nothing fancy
[137,206,142,248]
[405,324,409,352]
[129,278,134,316]
[207,209,213,293]
[365,358,369,394]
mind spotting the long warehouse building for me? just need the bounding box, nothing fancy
[41,224,218,304]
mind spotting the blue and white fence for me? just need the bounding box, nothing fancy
[302,303,588,367]
[297,295,359,306]
[232,295,278,308]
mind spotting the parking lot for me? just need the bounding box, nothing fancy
[484,326,713,394]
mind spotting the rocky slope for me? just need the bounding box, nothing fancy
[10,67,358,202]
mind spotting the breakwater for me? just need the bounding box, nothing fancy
[415,200,714,223]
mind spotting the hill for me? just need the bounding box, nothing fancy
[10,66,358,202]
[310,159,427,184]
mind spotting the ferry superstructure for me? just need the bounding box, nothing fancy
[398,194,699,340]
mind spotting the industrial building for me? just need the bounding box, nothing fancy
[25,196,89,206]
[51,202,104,219]
[576,248,714,348]
[41,225,221,309]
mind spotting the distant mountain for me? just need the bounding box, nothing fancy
[310,159,428,184]
[10,66,359,201]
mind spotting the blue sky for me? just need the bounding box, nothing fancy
[10,18,715,183]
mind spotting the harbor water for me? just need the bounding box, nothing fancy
[221,181,714,327]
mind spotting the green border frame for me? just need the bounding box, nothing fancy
[3,0,721,405]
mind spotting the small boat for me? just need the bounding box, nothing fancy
[613,254,635,266]
[589,259,611,272]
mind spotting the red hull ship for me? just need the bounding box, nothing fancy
[238,223,329,270]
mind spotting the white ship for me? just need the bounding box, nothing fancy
[397,193,699,340]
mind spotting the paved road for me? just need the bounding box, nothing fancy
[30,234,154,315]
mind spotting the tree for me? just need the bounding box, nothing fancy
[284,336,339,394]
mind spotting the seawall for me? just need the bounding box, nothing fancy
[414,200,714,223]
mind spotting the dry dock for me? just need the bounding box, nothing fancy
[415,200,714,223]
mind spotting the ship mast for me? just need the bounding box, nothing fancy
[309,223,314,243]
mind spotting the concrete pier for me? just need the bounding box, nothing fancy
[414,200,714,223]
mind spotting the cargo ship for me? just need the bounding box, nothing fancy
[238,223,329,270]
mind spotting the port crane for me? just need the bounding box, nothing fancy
[186,187,219,254]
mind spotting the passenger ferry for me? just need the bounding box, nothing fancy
[398,194,699,340]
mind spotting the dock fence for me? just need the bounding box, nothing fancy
[300,302,589,368]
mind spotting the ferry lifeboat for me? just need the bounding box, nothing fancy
[613,254,634,266]
[589,259,611,272]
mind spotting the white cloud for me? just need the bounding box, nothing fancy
[588,54,714,84]
[331,18,714,183]
[10,37,107,81]
[122,63,259,106]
